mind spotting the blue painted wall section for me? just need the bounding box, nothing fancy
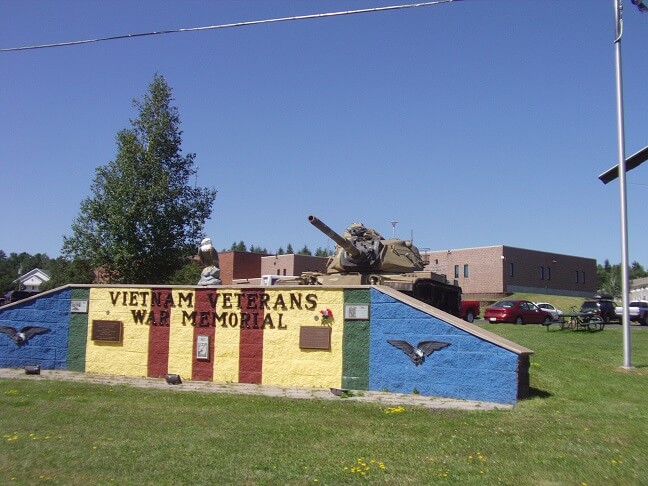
[368,288,520,404]
[0,288,71,369]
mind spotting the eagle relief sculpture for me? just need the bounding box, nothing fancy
[197,238,222,286]
[0,325,50,345]
[387,339,451,366]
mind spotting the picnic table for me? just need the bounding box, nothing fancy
[543,307,605,331]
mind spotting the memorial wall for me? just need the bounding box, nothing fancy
[0,285,532,404]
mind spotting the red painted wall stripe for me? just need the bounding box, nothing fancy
[192,288,216,381]
[148,288,171,378]
[239,288,264,384]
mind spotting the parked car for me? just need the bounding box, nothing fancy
[614,301,648,326]
[484,300,553,324]
[580,296,618,323]
[535,302,563,322]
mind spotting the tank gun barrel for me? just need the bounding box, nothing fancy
[308,215,362,259]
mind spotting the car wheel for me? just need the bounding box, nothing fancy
[515,317,523,325]
[543,316,552,325]
[465,311,475,323]
[603,314,611,324]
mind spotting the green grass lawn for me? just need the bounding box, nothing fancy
[1,325,646,485]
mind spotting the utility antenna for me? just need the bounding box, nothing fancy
[390,221,398,238]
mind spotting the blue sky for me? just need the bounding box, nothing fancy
[1,0,647,267]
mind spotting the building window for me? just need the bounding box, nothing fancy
[509,262,514,277]
[435,259,439,264]
[575,270,580,283]
[540,266,545,280]
[463,264,469,278]
[581,271,585,284]
[454,265,460,279]
[547,267,551,281]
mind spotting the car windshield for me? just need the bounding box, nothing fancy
[493,300,515,308]
[538,304,551,310]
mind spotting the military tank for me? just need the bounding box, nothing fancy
[299,215,462,316]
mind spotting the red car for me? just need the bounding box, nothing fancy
[483,299,553,324]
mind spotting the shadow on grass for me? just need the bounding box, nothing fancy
[524,387,552,399]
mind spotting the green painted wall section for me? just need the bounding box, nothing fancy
[342,289,370,390]
[67,288,89,371]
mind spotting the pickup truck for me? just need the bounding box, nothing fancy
[459,301,481,323]
[615,301,648,326]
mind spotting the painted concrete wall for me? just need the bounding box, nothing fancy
[0,284,532,404]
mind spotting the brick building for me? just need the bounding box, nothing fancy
[220,246,597,299]
[220,252,328,285]
[217,251,267,285]
[424,245,597,298]
[260,254,328,277]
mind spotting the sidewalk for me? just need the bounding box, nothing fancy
[0,368,512,411]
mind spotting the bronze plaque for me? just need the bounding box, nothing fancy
[91,320,123,343]
[299,326,331,350]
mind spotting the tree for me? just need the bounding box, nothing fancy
[229,241,247,252]
[62,74,217,284]
[167,259,202,285]
[40,256,95,290]
[630,261,647,280]
[315,247,333,257]
[286,244,294,254]
[597,262,621,297]
[297,245,312,256]
[248,245,269,254]
[0,252,53,291]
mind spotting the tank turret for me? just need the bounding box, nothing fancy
[302,215,462,317]
[308,215,425,276]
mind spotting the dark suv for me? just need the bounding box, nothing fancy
[580,297,618,323]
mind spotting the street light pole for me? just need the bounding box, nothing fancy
[613,0,632,368]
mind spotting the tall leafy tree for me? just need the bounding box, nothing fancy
[63,74,217,284]
[40,257,95,290]
[630,261,647,279]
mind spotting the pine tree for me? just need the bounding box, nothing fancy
[62,74,217,284]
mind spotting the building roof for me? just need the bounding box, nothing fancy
[13,268,51,285]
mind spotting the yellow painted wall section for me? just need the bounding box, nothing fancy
[86,288,151,377]
[213,315,241,383]
[262,289,344,388]
[167,289,196,379]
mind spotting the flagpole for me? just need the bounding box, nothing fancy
[613,0,632,368]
